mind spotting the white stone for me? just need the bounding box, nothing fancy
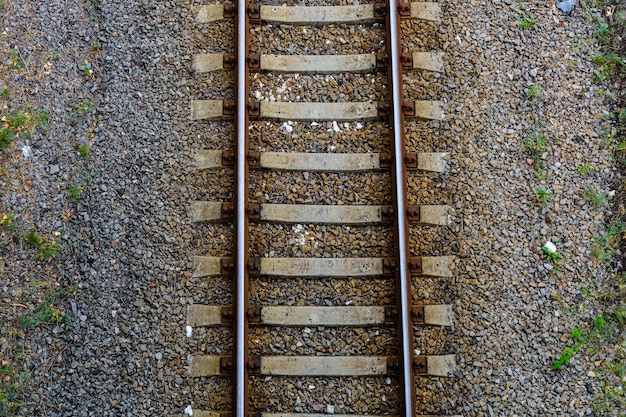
[543,241,557,253]
[21,145,32,158]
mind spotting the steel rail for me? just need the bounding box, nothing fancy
[386,0,417,416]
[234,0,250,415]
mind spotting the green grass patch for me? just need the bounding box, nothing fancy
[68,183,82,202]
[542,245,563,264]
[19,291,70,328]
[82,62,93,77]
[36,240,62,261]
[0,363,29,415]
[19,300,68,328]
[553,326,585,370]
[585,186,610,208]
[581,4,626,412]
[5,109,49,132]
[23,229,62,261]
[0,107,49,151]
[78,143,90,160]
[72,100,95,117]
[523,131,548,153]
[594,52,625,83]
[553,311,624,372]
[516,2,535,29]
[577,163,598,176]
[525,83,542,104]
[535,188,551,207]
[7,49,24,70]
[591,221,626,266]
[0,127,14,151]
[1,278,77,416]
[522,130,549,180]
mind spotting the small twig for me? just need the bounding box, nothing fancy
[16,47,31,75]
[11,302,29,309]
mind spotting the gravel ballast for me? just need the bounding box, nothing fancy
[0,0,621,416]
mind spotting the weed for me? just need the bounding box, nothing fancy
[596,21,613,44]
[48,49,61,60]
[68,183,82,202]
[551,291,565,304]
[571,327,584,343]
[19,292,69,328]
[6,111,28,130]
[517,3,536,29]
[23,229,62,260]
[536,188,552,207]
[576,163,597,175]
[597,88,616,100]
[74,99,95,117]
[7,48,24,70]
[523,131,547,153]
[0,127,14,151]
[584,186,609,207]
[553,343,583,370]
[518,15,535,29]
[25,228,43,246]
[36,240,62,261]
[89,40,101,59]
[523,130,549,180]
[0,363,29,414]
[0,212,16,229]
[85,0,98,5]
[542,245,563,263]
[594,315,606,330]
[82,62,93,77]
[33,110,49,130]
[591,222,626,266]
[1,87,8,100]
[78,143,90,160]
[616,308,626,327]
[533,160,547,180]
[526,83,542,103]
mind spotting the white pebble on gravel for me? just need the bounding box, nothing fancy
[544,241,557,253]
[21,145,32,158]
[186,326,192,337]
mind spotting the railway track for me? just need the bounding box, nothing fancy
[186,1,456,416]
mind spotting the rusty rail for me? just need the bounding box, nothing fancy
[230,1,424,417]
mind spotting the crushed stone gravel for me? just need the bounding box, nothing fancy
[0,0,619,415]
